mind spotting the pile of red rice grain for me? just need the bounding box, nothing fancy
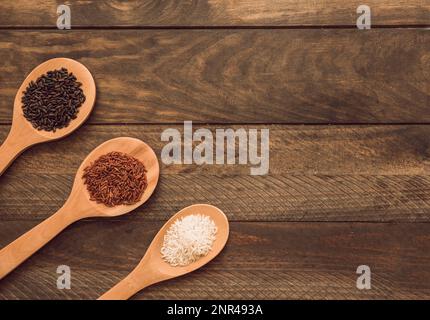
[82,151,148,207]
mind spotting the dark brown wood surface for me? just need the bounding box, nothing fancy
[0,221,429,300]
[0,1,429,300]
[1,125,430,222]
[0,30,428,124]
[0,0,428,27]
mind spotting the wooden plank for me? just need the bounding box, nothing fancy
[0,220,428,300]
[0,1,428,27]
[0,30,428,124]
[1,124,430,222]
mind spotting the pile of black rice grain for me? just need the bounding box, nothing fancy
[22,68,86,132]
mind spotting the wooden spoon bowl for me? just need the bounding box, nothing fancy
[99,204,229,300]
[0,58,96,176]
[0,137,159,280]
[70,137,159,218]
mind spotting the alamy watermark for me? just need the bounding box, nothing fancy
[356,265,371,290]
[161,121,270,176]
[57,4,71,30]
[356,5,371,29]
[57,265,71,289]
[55,4,371,30]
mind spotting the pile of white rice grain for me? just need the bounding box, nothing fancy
[161,214,217,267]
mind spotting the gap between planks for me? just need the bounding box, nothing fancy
[0,25,429,30]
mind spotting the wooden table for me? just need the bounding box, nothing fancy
[0,1,429,300]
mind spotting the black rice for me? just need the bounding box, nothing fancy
[21,68,86,132]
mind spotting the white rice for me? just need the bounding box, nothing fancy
[161,214,217,267]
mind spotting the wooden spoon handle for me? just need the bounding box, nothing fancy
[98,268,156,300]
[98,274,141,300]
[0,206,76,280]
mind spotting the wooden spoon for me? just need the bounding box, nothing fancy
[0,137,159,280]
[0,58,96,176]
[98,204,229,300]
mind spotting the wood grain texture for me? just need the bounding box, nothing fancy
[0,0,428,27]
[0,220,429,300]
[0,30,428,124]
[0,1,429,301]
[1,124,430,222]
